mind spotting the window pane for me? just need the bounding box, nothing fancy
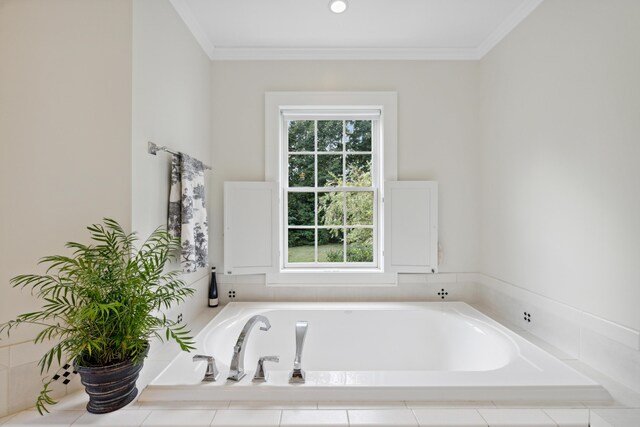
[345,120,372,152]
[345,155,371,186]
[318,192,343,226]
[288,155,314,187]
[346,192,373,225]
[288,192,315,226]
[318,229,344,263]
[288,120,315,152]
[317,154,343,187]
[317,120,343,152]
[346,228,373,262]
[288,229,315,263]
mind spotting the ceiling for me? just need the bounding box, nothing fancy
[169,0,544,60]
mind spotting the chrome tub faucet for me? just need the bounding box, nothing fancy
[252,355,279,382]
[289,321,308,383]
[192,354,220,382]
[228,315,271,381]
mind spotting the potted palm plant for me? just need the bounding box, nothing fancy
[0,219,195,414]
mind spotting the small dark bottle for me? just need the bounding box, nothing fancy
[208,267,219,307]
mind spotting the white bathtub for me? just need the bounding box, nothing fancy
[141,302,610,402]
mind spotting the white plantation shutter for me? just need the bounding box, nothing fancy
[384,181,438,273]
[223,182,278,275]
[224,181,439,276]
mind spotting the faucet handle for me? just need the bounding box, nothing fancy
[192,354,220,382]
[252,355,280,382]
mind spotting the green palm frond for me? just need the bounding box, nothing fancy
[0,218,196,413]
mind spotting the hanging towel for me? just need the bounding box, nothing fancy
[168,153,208,273]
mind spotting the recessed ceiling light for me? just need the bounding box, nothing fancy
[329,0,348,14]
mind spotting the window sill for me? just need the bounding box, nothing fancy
[266,271,397,287]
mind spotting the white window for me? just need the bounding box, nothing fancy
[223,92,438,286]
[282,111,380,269]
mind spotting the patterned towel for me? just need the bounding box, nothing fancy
[168,153,208,273]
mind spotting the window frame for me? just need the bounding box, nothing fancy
[282,114,380,269]
[265,92,398,286]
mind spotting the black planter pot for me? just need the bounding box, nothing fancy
[74,346,148,414]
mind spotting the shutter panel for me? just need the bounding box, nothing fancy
[223,182,278,275]
[384,181,438,273]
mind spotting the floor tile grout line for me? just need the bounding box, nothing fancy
[138,409,152,427]
[409,408,419,427]
[69,410,80,427]
[209,408,218,426]
[407,407,420,426]
[475,408,489,427]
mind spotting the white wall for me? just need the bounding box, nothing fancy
[132,0,211,242]
[210,61,481,277]
[132,0,212,329]
[0,0,133,350]
[0,0,133,415]
[479,0,640,330]
[0,0,212,416]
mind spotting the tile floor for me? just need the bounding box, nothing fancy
[1,392,640,426]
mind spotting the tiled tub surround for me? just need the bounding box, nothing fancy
[472,274,640,396]
[1,273,640,426]
[216,273,640,395]
[214,273,478,305]
[142,302,608,402]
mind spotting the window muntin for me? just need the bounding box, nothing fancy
[283,114,379,269]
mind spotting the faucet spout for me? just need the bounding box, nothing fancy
[228,315,271,381]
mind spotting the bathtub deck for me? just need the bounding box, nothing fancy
[142,302,610,403]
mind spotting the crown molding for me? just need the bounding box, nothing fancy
[171,0,544,62]
[169,0,216,58]
[208,47,481,61]
[476,0,545,58]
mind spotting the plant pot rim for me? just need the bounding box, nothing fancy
[74,342,150,372]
